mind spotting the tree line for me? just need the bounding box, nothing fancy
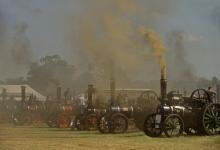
[1,54,219,97]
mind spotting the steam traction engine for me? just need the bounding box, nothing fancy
[143,68,220,137]
[74,84,106,131]
[46,87,76,128]
[97,77,135,134]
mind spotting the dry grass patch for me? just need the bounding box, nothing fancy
[0,124,219,150]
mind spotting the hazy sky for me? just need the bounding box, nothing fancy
[0,0,220,79]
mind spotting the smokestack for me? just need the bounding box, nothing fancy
[110,74,116,106]
[87,84,94,108]
[2,88,7,102]
[217,84,220,103]
[160,65,168,101]
[21,86,26,105]
[57,86,62,101]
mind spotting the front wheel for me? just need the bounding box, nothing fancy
[143,113,162,137]
[110,113,128,134]
[46,114,57,128]
[85,114,98,131]
[75,114,85,130]
[56,114,71,128]
[97,114,110,133]
[163,114,184,137]
[12,113,32,126]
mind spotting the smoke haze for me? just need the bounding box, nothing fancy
[0,4,32,79]
[0,10,6,42]
[167,30,196,81]
[11,23,32,65]
[72,0,176,88]
[0,0,220,91]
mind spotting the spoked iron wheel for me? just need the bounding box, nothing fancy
[12,113,32,126]
[22,115,32,125]
[110,113,128,134]
[57,114,71,128]
[12,113,22,126]
[143,113,162,137]
[163,114,184,137]
[32,114,44,126]
[137,91,158,111]
[75,114,85,131]
[97,114,110,133]
[190,89,211,104]
[85,114,98,131]
[202,103,220,135]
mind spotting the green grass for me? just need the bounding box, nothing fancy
[0,124,220,150]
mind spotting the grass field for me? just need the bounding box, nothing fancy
[0,124,220,150]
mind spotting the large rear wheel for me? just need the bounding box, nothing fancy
[202,103,220,135]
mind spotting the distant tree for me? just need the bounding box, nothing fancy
[26,54,75,96]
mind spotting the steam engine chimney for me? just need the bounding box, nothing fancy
[57,86,62,101]
[110,76,116,106]
[2,88,7,102]
[21,86,26,105]
[160,66,168,102]
[87,84,94,109]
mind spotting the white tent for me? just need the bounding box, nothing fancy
[0,84,46,101]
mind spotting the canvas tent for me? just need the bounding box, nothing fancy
[0,84,46,101]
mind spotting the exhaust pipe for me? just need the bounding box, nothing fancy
[87,84,94,109]
[110,76,116,106]
[57,86,62,101]
[2,88,7,102]
[160,66,168,102]
[21,86,26,105]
